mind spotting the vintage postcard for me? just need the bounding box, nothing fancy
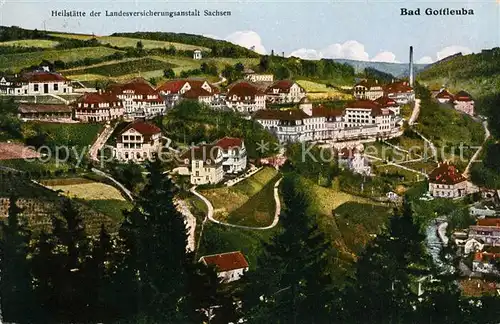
[0,0,499,323]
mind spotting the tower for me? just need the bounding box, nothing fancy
[409,46,414,87]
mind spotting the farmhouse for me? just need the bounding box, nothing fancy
[435,89,454,103]
[215,137,247,174]
[226,81,266,113]
[9,71,73,96]
[265,80,306,103]
[179,144,224,185]
[453,90,475,116]
[428,162,469,198]
[383,81,415,105]
[114,121,162,162]
[73,92,124,122]
[353,79,384,100]
[18,103,73,122]
[109,78,165,119]
[199,251,249,283]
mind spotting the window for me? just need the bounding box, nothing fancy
[34,84,39,92]
[54,83,59,91]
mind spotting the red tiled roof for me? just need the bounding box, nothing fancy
[216,137,243,150]
[384,81,413,94]
[345,99,380,110]
[200,251,249,272]
[338,147,356,160]
[312,105,344,118]
[227,81,265,100]
[375,96,398,107]
[454,90,473,102]
[75,92,121,105]
[477,218,500,227]
[354,79,382,89]
[109,79,158,96]
[20,71,67,82]
[120,121,161,136]
[266,80,297,93]
[182,87,213,99]
[156,80,188,93]
[18,103,72,114]
[253,109,310,121]
[436,89,454,100]
[474,252,500,263]
[0,142,41,160]
[429,162,467,185]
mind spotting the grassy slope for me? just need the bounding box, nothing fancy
[64,57,175,77]
[49,33,210,51]
[22,122,103,148]
[0,39,59,48]
[0,47,121,72]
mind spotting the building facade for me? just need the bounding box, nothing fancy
[109,78,165,119]
[114,121,162,162]
[428,162,469,198]
[7,71,73,96]
[73,92,124,122]
[226,81,266,113]
[265,80,306,103]
[435,89,454,103]
[453,90,475,116]
[18,103,73,122]
[179,144,224,185]
[353,80,384,100]
[215,137,247,174]
[384,81,415,105]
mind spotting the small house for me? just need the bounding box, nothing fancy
[199,251,249,283]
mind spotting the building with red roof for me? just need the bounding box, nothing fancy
[114,121,163,162]
[353,79,384,100]
[453,90,475,116]
[178,144,224,185]
[156,79,220,108]
[383,80,415,105]
[8,71,73,96]
[428,161,472,198]
[344,99,398,136]
[199,251,249,283]
[108,78,165,119]
[266,80,306,103]
[18,103,73,122]
[73,92,124,122]
[375,96,401,115]
[226,81,266,113]
[215,137,247,173]
[435,89,454,103]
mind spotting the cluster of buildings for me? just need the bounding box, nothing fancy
[252,96,403,143]
[353,79,415,105]
[434,88,475,116]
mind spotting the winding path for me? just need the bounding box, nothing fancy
[463,120,491,178]
[408,99,421,126]
[91,168,134,201]
[190,177,282,230]
[365,153,429,179]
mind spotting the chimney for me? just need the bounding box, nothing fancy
[409,46,414,87]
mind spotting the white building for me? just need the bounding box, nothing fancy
[353,80,384,100]
[109,78,165,119]
[199,251,249,283]
[6,71,73,96]
[435,89,454,104]
[193,49,202,60]
[265,80,306,103]
[375,96,401,116]
[428,162,469,198]
[156,79,220,108]
[179,144,224,185]
[226,81,266,113]
[453,90,475,116]
[215,137,247,174]
[114,121,162,162]
[243,70,274,83]
[384,81,415,105]
[73,92,124,122]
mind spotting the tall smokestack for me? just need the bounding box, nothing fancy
[409,46,414,87]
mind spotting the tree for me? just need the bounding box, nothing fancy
[242,175,338,323]
[0,196,37,323]
[344,201,430,324]
[136,40,144,51]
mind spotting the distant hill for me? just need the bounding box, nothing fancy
[332,59,427,77]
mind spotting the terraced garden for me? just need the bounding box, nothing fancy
[0,39,59,48]
[64,57,175,77]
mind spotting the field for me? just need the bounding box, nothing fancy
[41,177,132,222]
[64,58,175,77]
[22,122,103,148]
[49,33,209,51]
[297,80,354,101]
[200,167,279,226]
[0,47,121,72]
[0,39,59,48]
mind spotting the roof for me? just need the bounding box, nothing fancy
[227,81,265,99]
[180,144,221,162]
[18,103,72,114]
[0,142,41,161]
[299,96,311,104]
[477,218,500,227]
[384,81,413,94]
[216,137,243,150]
[354,79,382,89]
[436,89,454,100]
[157,80,188,93]
[338,147,357,160]
[120,121,161,136]
[20,71,67,83]
[109,78,158,96]
[345,99,380,110]
[75,92,121,106]
[266,80,297,93]
[200,251,249,272]
[253,109,310,121]
[474,251,500,263]
[312,105,344,118]
[182,87,213,99]
[454,90,473,102]
[428,162,467,185]
[375,96,399,107]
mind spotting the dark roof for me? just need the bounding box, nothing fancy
[227,81,265,100]
[20,71,67,83]
[253,109,310,121]
[436,89,454,100]
[120,121,161,136]
[200,251,249,272]
[354,79,382,89]
[75,92,121,106]
[18,103,72,114]
[109,78,158,96]
[345,99,380,109]
[384,81,413,94]
[375,96,399,107]
[454,90,473,101]
[182,87,213,99]
[477,218,500,227]
[312,105,344,118]
[428,162,467,185]
[180,144,221,162]
[216,137,243,150]
[266,80,299,93]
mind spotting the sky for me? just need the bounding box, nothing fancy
[1,0,499,64]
